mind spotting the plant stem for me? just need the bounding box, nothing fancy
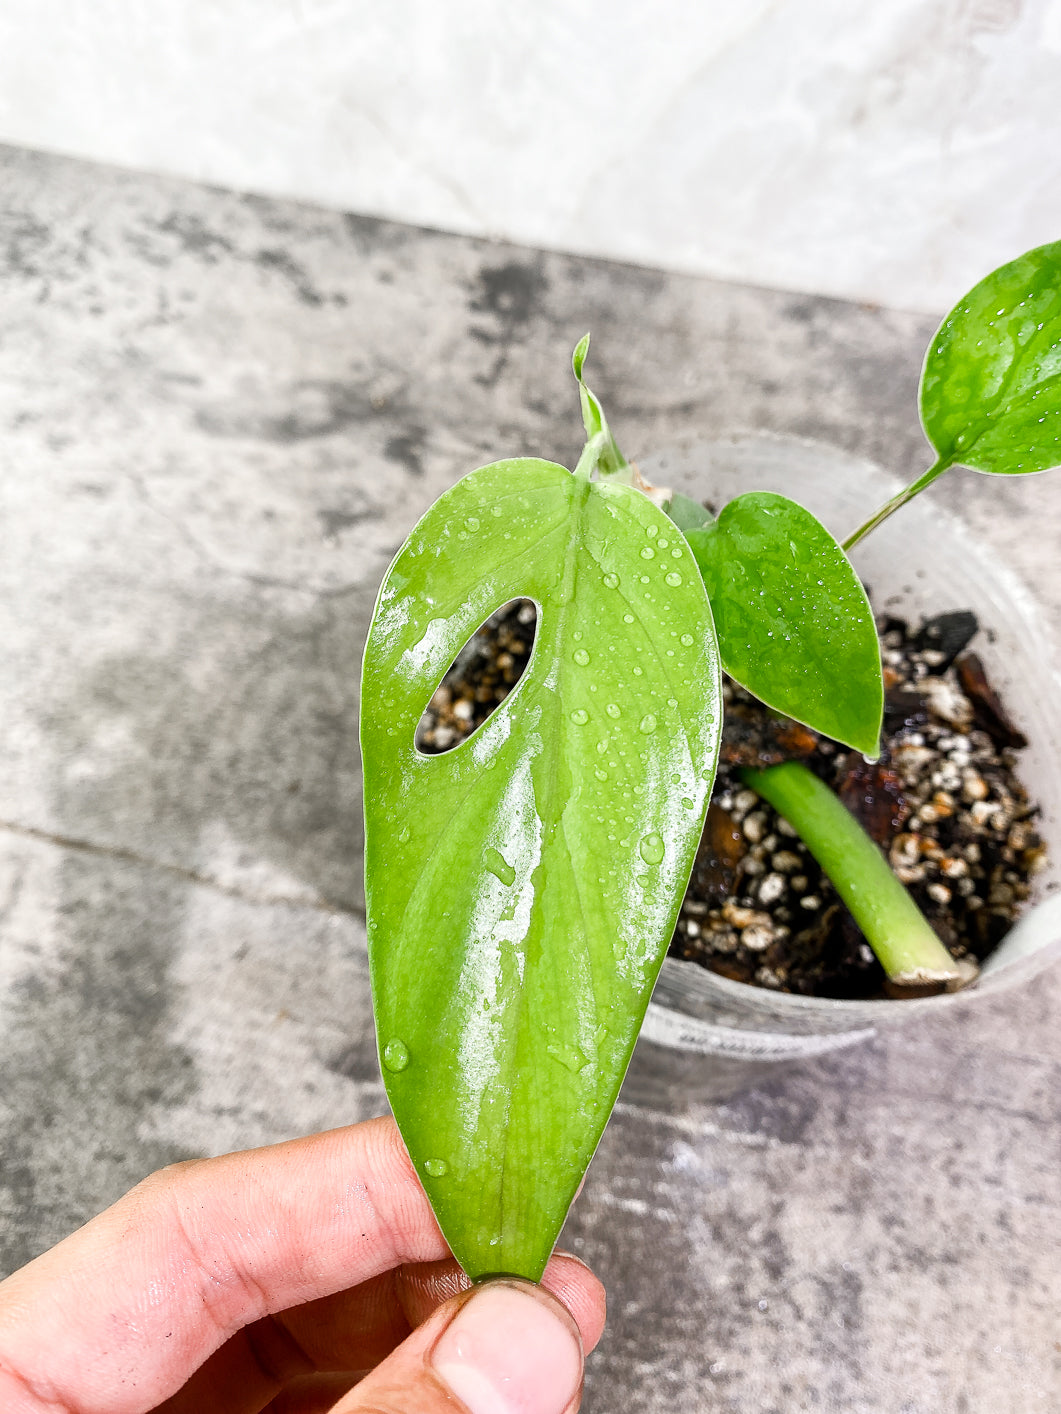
[842,457,952,551]
[740,761,963,988]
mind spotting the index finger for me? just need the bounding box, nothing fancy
[0,1118,448,1414]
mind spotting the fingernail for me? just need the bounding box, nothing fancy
[432,1280,583,1414]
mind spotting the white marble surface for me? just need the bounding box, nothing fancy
[1,0,1060,310]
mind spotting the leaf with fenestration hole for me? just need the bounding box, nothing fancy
[921,240,1061,475]
[684,492,882,755]
[361,457,721,1280]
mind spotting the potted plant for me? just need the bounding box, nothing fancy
[360,243,1061,1284]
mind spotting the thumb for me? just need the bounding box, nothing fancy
[331,1278,586,1414]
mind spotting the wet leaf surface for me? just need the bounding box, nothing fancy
[921,240,1061,476]
[362,457,721,1279]
[684,492,883,754]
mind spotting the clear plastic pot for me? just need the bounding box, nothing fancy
[629,435,1061,1101]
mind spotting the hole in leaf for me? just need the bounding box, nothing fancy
[415,599,538,755]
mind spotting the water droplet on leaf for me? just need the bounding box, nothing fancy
[571,708,589,725]
[639,832,664,866]
[383,1039,410,1072]
[639,713,657,734]
[424,1158,449,1178]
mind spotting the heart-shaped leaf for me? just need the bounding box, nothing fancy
[362,458,721,1281]
[684,492,882,755]
[921,240,1061,475]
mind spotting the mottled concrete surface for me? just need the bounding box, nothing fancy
[2,143,1060,1411]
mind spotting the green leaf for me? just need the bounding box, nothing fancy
[685,492,882,756]
[362,457,721,1281]
[921,240,1061,475]
[667,492,714,534]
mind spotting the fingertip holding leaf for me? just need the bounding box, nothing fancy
[685,493,883,756]
[921,240,1061,477]
[362,457,722,1280]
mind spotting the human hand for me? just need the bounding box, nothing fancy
[0,1116,605,1413]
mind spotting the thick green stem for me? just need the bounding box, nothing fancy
[842,458,952,551]
[741,761,962,987]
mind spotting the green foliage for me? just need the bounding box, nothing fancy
[922,240,1061,476]
[364,243,1061,1282]
[362,457,721,1280]
[684,493,882,756]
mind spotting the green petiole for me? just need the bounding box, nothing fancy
[741,760,963,989]
[842,457,953,550]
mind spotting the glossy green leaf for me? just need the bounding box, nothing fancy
[921,240,1061,475]
[685,492,882,756]
[362,457,721,1281]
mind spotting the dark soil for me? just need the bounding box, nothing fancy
[417,601,1046,1001]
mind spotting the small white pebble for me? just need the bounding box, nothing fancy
[921,678,974,728]
[776,818,798,838]
[743,811,767,843]
[791,874,809,892]
[932,764,961,792]
[685,920,700,938]
[452,698,474,721]
[722,902,771,930]
[939,856,968,879]
[734,789,758,815]
[799,895,820,910]
[772,850,802,873]
[970,800,998,826]
[432,725,456,748]
[758,873,786,905]
[961,770,989,802]
[890,833,920,869]
[927,882,952,905]
[742,924,774,952]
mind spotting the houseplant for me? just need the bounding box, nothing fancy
[361,242,1061,1283]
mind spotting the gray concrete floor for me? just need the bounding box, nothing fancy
[2,143,1060,1411]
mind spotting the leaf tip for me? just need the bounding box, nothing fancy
[572,333,591,383]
